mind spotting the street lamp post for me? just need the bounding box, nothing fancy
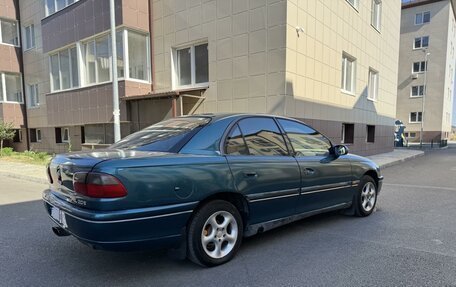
[420,50,430,148]
[110,0,121,143]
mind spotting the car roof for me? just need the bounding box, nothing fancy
[184,113,291,122]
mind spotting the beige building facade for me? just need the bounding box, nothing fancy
[5,0,401,156]
[397,0,456,144]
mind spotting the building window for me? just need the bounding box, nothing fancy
[45,0,79,17]
[28,84,39,107]
[63,128,69,142]
[413,61,427,73]
[13,129,22,143]
[411,85,425,97]
[0,18,19,46]
[371,0,382,31]
[55,127,69,143]
[368,69,379,101]
[414,36,429,49]
[24,24,35,50]
[36,129,42,142]
[342,123,355,144]
[30,128,41,143]
[404,132,416,138]
[0,72,23,103]
[49,46,79,92]
[410,112,423,123]
[49,29,149,92]
[128,31,149,81]
[346,0,358,9]
[415,12,431,25]
[341,53,356,94]
[367,125,375,143]
[174,43,209,88]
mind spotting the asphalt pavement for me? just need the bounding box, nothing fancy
[1,148,456,287]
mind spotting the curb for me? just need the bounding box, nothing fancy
[376,152,425,169]
[0,171,48,185]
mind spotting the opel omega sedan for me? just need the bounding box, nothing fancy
[43,114,383,266]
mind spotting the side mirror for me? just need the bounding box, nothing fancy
[333,145,349,157]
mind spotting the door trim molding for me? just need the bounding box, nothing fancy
[247,188,300,202]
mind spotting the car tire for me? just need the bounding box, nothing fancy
[353,175,378,217]
[187,200,243,267]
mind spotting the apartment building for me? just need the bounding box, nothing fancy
[0,0,27,151]
[7,0,401,156]
[397,0,456,144]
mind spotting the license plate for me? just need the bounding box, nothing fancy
[51,207,68,228]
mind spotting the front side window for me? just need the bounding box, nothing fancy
[175,43,209,88]
[368,69,379,101]
[0,18,19,46]
[110,117,211,151]
[341,53,356,93]
[28,84,39,107]
[411,85,425,97]
[414,36,429,49]
[413,61,427,73]
[24,24,35,50]
[371,0,382,31]
[415,12,430,25]
[278,119,331,157]
[236,117,288,156]
[410,112,423,123]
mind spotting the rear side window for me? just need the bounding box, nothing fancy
[225,124,249,155]
[235,117,288,156]
[278,119,331,157]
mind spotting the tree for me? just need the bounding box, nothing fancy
[0,122,16,156]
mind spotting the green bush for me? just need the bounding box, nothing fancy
[1,147,14,156]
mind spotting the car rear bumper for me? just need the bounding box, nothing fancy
[43,189,197,251]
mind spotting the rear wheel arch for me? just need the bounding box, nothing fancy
[189,192,250,228]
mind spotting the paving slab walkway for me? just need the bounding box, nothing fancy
[0,148,424,184]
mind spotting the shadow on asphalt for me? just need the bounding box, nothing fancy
[0,198,359,271]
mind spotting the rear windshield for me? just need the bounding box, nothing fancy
[110,117,211,152]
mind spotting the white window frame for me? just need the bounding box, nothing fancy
[62,127,70,143]
[346,0,359,10]
[371,0,382,31]
[27,83,39,108]
[49,46,79,92]
[413,36,429,50]
[172,42,209,90]
[412,61,427,74]
[411,85,425,98]
[0,18,20,47]
[0,72,24,104]
[45,0,80,17]
[368,68,379,101]
[49,29,150,94]
[341,53,356,94]
[23,24,35,50]
[415,11,431,25]
[36,129,42,142]
[409,112,423,123]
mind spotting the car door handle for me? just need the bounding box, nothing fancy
[303,168,315,176]
[244,171,258,178]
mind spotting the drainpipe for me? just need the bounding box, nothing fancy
[16,0,30,151]
[148,0,155,92]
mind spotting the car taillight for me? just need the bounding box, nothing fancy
[73,172,127,198]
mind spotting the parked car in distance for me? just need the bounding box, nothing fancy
[43,114,383,266]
